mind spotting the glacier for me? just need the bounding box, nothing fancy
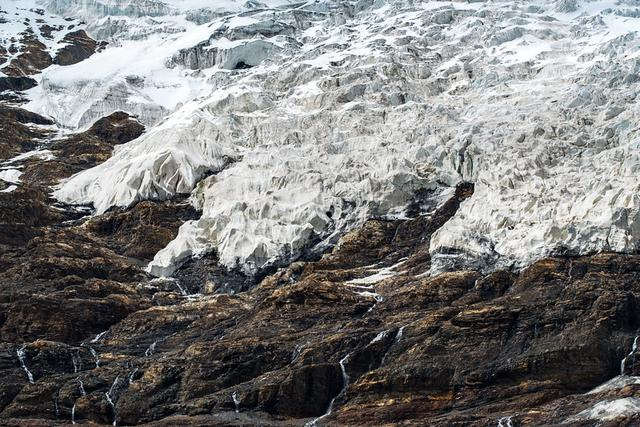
[4,0,640,277]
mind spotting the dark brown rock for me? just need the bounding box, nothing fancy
[20,111,144,186]
[53,30,97,66]
[38,24,62,40]
[85,199,199,261]
[0,76,37,93]
[1,31,52,76]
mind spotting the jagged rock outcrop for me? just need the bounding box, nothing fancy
[1,31,53,76]
[0,76,38,93]
[19,111,145,187]
[0,105,53,159]
[4,158,640,424]
[53,30,98,66]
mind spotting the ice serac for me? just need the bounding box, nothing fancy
[50,0,640,277]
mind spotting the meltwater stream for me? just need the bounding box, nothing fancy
[381,325,407,366]
[305,354,350,426]
[586,335,640,395]
[305,325,412,425]
[17,344,34,384]
[72,350,82,373]
[105,376,121,426]
[145,340,158,357]
[621,336,639,375]
[232,392,241,413]
[71,378,87,425]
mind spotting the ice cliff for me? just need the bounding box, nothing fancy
[7,0,640,277]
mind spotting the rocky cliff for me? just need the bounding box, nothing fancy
[3,0,640,425]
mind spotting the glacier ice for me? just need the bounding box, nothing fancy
[8,0,640,278]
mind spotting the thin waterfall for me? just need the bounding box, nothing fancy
[497,415,513,427]
[232,392,240,413]
[145,340,157,357]
[381,325,407,366]
[105,375,120,426]
[89,347,100,368]
[91,330,108,343]
[305,354,350,426]
[621,336,639,376]
[17,344,34,384]
[128,367,139,384]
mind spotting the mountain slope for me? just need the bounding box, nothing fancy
[3,0,640,425]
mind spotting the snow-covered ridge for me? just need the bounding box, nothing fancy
[11,0,640,277]
[0,0,87,71]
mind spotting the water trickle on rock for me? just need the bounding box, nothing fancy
[145,340,157,357]
[291,342,306,363]
[232,392,240,413]
[105,376,121,426]
[17,344,34,384]
[369,329,390,344]
[395,326,406,341]
[88,346,100,368]
[72,351,80,373]
[306,353,350,426]
[381,325,407,366]
[497,415,514,427]
[621,336,639,376]
[91,330,108,343]
[53,394,59,418]
[128,367,139,384]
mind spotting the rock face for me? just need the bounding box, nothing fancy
[4,0,640,426]
[1,31,53,76]
[19,111,145,187]
[53,30,98,66]
[0,76,38,93]
[0,105,53,159]
[0,0,101,99]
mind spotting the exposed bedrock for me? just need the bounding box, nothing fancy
[53,30,98,66]
[0,76,38,93]
[20,111,145,186]
[0,105,53,159]
[4,0,640,425]
[1,32,53,76]
[3,113,640,424]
